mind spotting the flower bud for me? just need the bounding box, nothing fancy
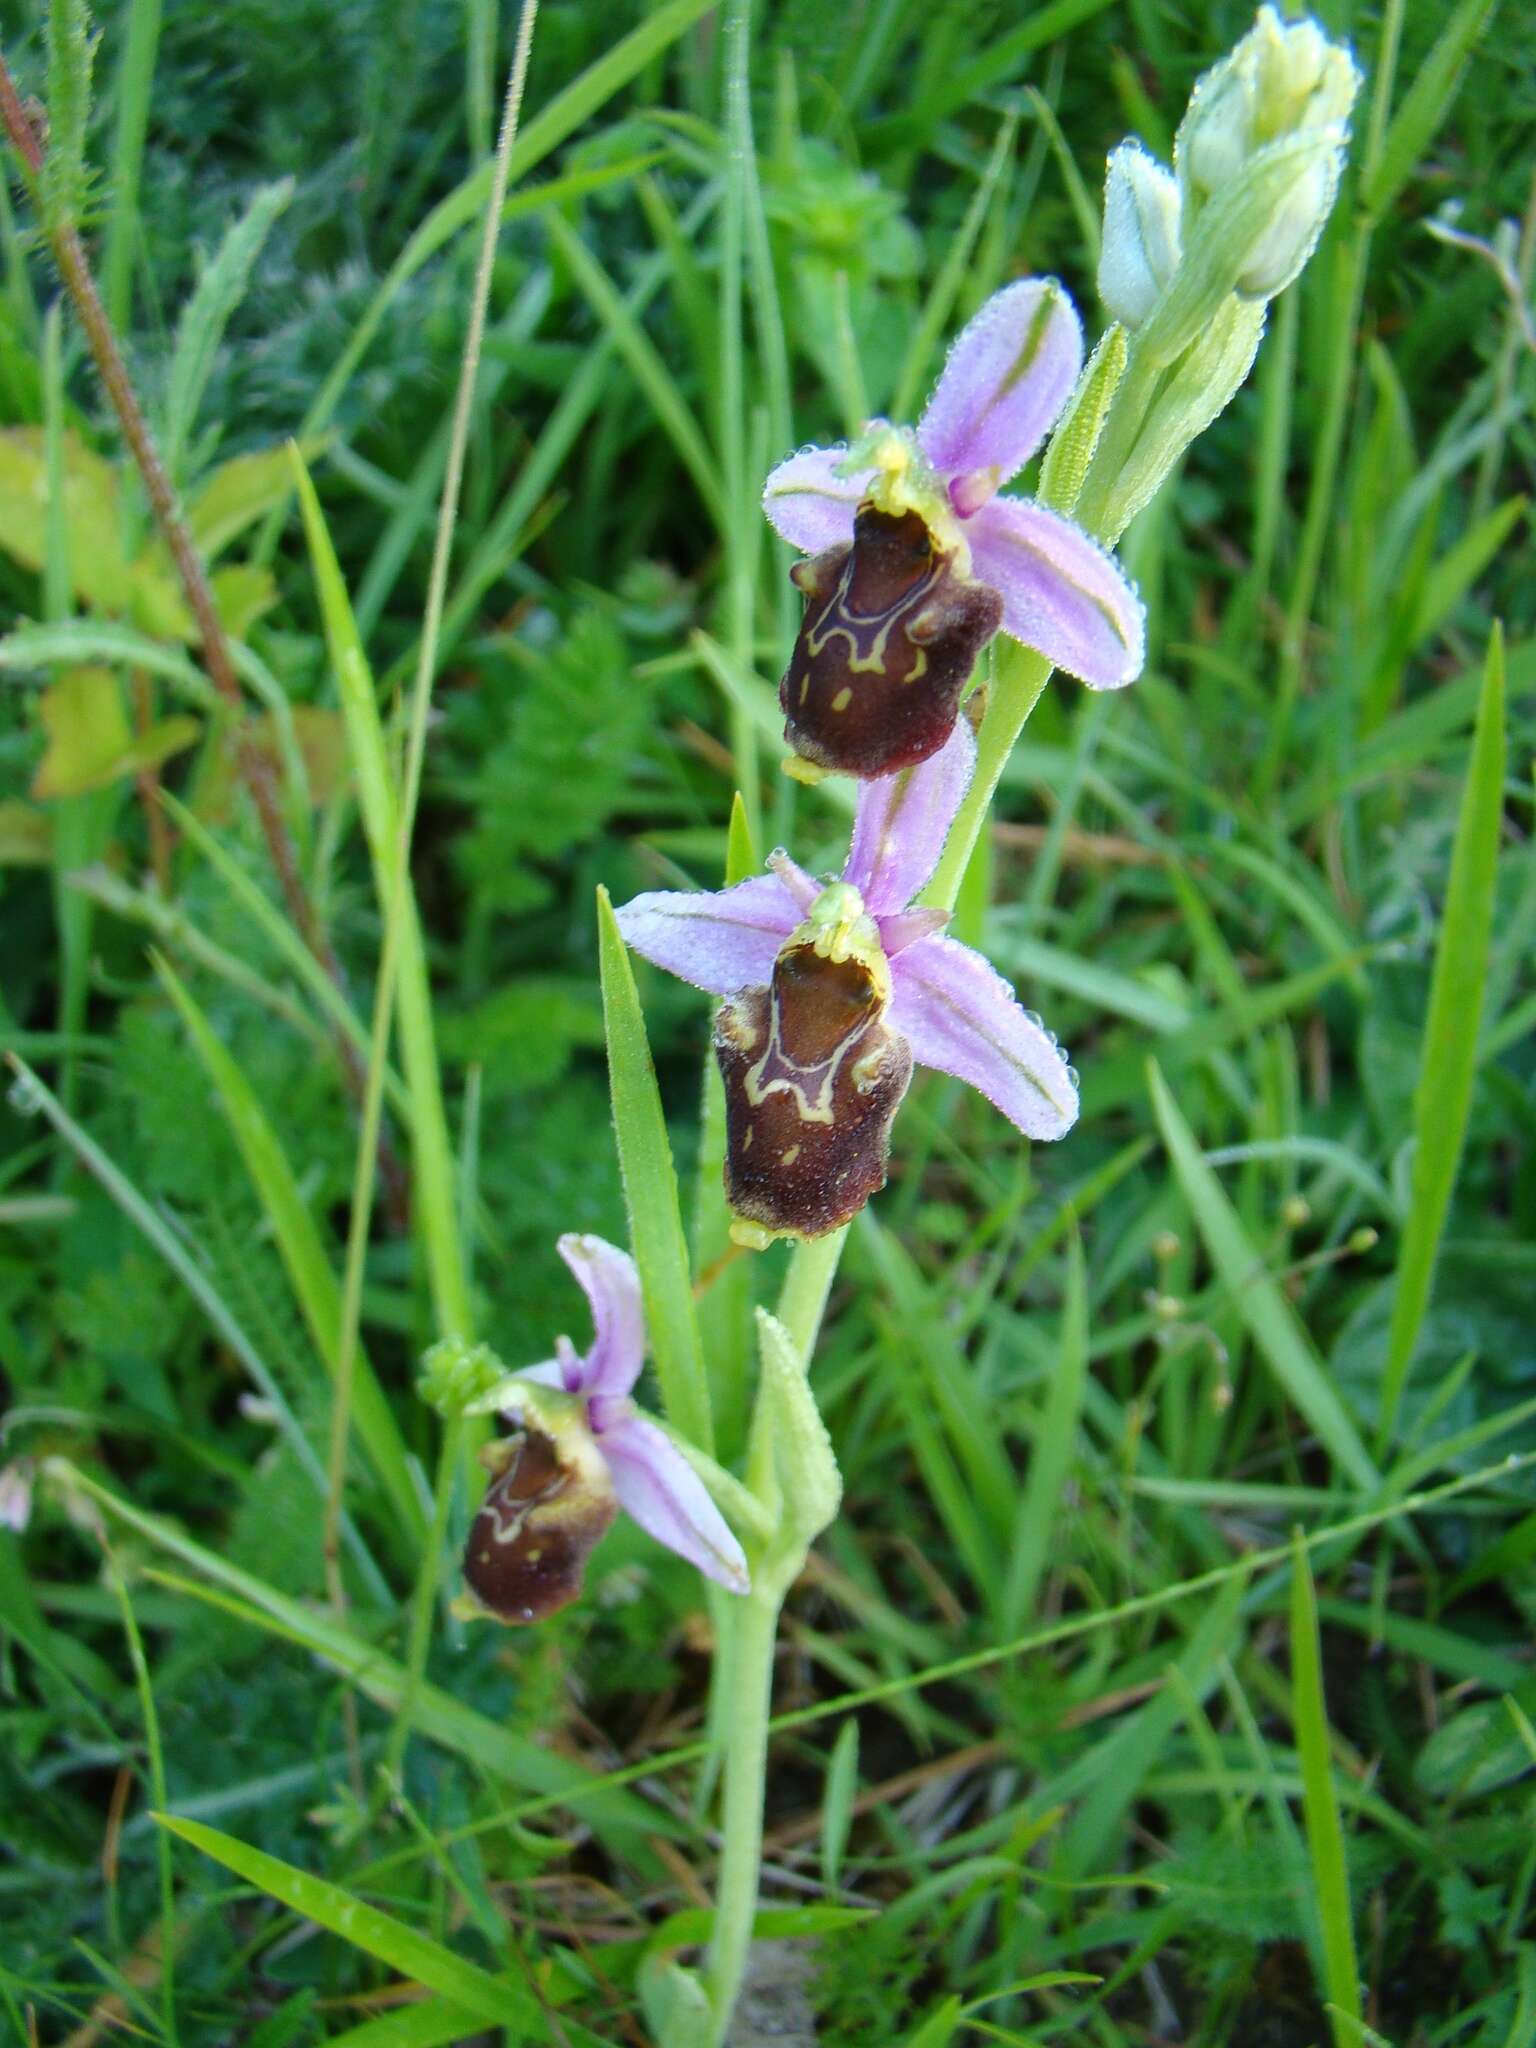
[418,1336,509,1417]
[1176,6,1359,300]
[1230,137,1345,297]
[1098,144,1183,329]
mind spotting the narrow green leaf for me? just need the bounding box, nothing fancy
[1290,1536,1363,2041]
[154,955,423,1540]
[0,618,218,708]
[289,445,471,1339]
[43,0,99,230]
[1362,0,1499,222]
[597,885,713,1453]
[1378,626,1505,1445]
[320,2002,482,2048]
[1444,1508,1536,1603]
[901,1995,963,2048]
[1002,1230,1088,1635]
[161,791,412,1125]
[546,213,726,532]
[1147,1060,1378,1490]
[159,1817,536,2027]
[187,442,323,560]
[163,179,293,484]
[725,789,757,885]
[820,1718,859,1895]
[864,0,1119,150]
[100,0,163,329]
[1409,496,1526,653]
[892,112,1020,425]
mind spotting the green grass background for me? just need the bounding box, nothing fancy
[1,0,1534,2040]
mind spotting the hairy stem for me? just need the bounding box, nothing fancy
[776,1224,849,1360]
[924,642,1055,913]
[703,1582,779,2042]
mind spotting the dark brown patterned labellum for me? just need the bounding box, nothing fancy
[462,1423,617,1625]
[779,503,1003,778]
[714,941,913,1239]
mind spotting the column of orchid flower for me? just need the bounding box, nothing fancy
[419,14,1358,2043]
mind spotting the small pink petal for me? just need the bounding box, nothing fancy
[966,495,1145,689]
[843,720,976,915]
[766,849,819,912]
[889,935,1078,1140]
[557,1234,646,1401]
[762,445,871,554]
[616,874,800,997]
[599,1411,751,1593]
[916,280,1082,491]
[950,467,1003,519]
[877,906,949,957]
[512,1353,574,1396]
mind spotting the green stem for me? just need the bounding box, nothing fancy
[924,643,1054,913]
[776,1225,848,1359]
[703,1583,779,2043]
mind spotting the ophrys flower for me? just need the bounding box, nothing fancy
[617,720,1078,1242]
[765,279,1146,778]
[459,1235,749,1621]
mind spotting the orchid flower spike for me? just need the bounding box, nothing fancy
[764,279,1146,779]
[459,1235,749,1622]
[617,721,1078,1243]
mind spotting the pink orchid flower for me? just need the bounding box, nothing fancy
[462,1234,749,1623]
[617,720,1078,1240]
[764,278,1146,709]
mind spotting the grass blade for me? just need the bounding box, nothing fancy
[161,178,292,484]
[1002,1229,1087,1635]
[1148,1059,1378,1490]
[1378,626,1506,1447]
[597,885,713,1454]
[158,1817,537,2028]
[1362,0,1499,223]
[290,445,471,1339]
[1290,1535,1363,2040]
[161,790,412,1125]
[154,955,424,1541]
[546,211,726,532]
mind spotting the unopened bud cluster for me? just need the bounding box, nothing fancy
[1099,7,1359,331]
[1065,7,1357,544]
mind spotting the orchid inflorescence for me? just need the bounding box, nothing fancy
[440,7,1358,1623]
